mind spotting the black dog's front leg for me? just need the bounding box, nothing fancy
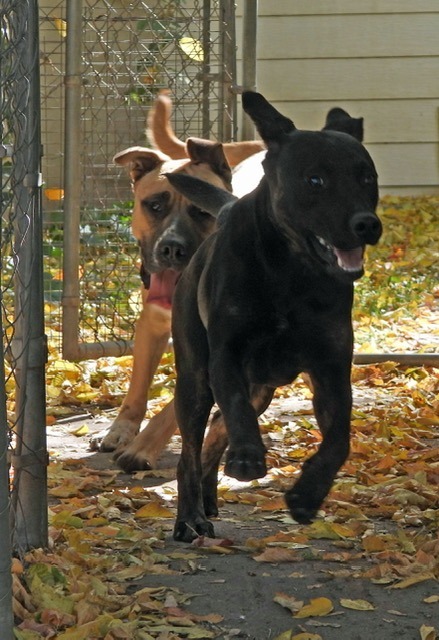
[285,362,352,524]
[173,374,215,542]
[201,385,275,517]
[210,352,268,483]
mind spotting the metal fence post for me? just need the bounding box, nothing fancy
[10,0,48,551]
[241,0,258,140]
[220,0,237,142]
[62,0,83,361]
[0,346,13,638]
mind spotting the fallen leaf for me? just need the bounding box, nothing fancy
[340,598,375,611]
[294,597,334,618]
[420,624,437,640]
[134,502,174,519]
[254,548,299,563]
[70,423,89,436]
[424,595,439,604]
[191,536,234,548]
[273,592,303,614]
[389,572,436,589]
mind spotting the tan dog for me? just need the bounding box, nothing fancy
[94,133,260,471]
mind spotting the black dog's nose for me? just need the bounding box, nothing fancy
[350,212,382,245]
[159,238,187,265]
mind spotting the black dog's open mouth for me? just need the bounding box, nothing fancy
[309,235,365,274]
[147,269,181,309]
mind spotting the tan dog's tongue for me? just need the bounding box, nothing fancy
[147,269,180,308]
[334,247,364,272]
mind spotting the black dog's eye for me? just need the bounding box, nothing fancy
[306,175,325,188]
[189,205,213,221]
[362,174,376,186]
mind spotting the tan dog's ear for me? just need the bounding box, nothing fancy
[186,138,232,189]
[113,146,171,182]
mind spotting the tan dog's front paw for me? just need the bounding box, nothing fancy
[114,445,156,473]
[89,419,141,452]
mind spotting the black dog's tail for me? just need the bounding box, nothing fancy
[165,173,238,220]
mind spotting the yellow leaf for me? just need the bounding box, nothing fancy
[179,37,204,61]
[50,511,83,528]
[273,592,303,613]
[294,597,334,618]
[53,18,67,38]
[47,360,82,382]
[340,598,375,611]
[55,614,114,639]
[420,624,437,640]
[424,595,439,604]
[70,423,89,437]
[134,502,174,519]
[273,632,295,640]
[308,521,355,539]
[390,572,436,589]
[273,634,322,640]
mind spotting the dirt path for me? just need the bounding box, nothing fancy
[46,382,438,640]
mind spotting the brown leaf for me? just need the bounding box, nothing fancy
[254,548,299,563]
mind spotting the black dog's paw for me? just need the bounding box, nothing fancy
[173,519,215,543]
[284,491,319,524]
[224,446,267,482]
[203,495,219,518]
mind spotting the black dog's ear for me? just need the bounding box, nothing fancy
[242,91,296,144]
[165,173,238,218]
[323,107,364,142]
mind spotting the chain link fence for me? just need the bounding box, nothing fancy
[39,0,238,360]
[1,1,48,635]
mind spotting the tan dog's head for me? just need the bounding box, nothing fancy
[114,138,232,308]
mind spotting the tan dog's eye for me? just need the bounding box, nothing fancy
[143,192,170,217]
[150,201,162,212]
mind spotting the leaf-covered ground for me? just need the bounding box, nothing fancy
[12,196,439,639]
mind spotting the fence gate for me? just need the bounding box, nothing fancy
[38,0,239,361]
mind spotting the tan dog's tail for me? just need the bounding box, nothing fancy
[147,90,265,167]
[147,90,188,159]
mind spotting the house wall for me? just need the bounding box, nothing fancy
[236,0,439,195]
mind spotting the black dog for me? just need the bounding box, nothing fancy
[167,92,382,542]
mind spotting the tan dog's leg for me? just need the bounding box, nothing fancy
[115,398,178,471]
[97,289,171,451]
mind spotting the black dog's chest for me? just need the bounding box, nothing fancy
[241,288,353,386]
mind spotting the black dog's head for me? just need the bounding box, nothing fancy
[167,93,382,281]
[242,91,382,279]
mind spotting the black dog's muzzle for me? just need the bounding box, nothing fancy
[350,211,382,246]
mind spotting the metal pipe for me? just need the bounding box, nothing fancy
[11,0,48,551]
[219,0,237,141]
[241,0,257,140]
[353,353,439,367]
[62,0,83,360]
[201,0,211,138]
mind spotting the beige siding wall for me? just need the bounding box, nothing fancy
[236,0,439,195]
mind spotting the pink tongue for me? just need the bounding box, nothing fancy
[147,270,180,308]
[334,246,364,272]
